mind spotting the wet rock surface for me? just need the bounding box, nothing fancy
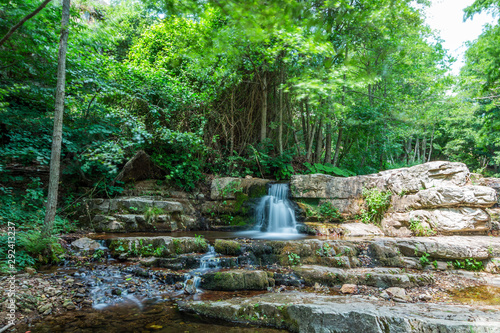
[179,292,500,333]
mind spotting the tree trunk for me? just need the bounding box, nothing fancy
[230,90,235,156]
[300,101,308,150]
[427,125,435,163]
[324,122,332,164]
[332,124,343,167]
[0,0,54,47]
[314,118,323,163]
[260,74,267,143]
[306,119,318,162]
[42,0,70,238]
[278,70,283,155]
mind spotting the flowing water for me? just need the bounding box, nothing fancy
[183,245,220,292]
[238,183,304,240]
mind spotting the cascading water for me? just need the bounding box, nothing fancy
[183,245,220,294]
[239,183,303,240]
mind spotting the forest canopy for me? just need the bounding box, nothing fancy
[0,0,499,196]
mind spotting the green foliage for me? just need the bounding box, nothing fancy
[360,188,392,224]
[194,234,208,248]
[304,162,355,177]
[149,129,206,190]
[144,206,163,224]
[409,218,436,237]
[452,259,484,271]
[316,243,334,257]
[419,252,431,267]
[288,252,300,266]
[318,202,341,221]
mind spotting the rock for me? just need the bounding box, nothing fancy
[108,236,208,258]
[291,162,469,200]
[340,284,358,294]
[114,150,162,184]
[293,265,433,288]
[71,238,100,251]
[382,207,491,235]
[419,294,432,301]
[391,236,500,260]
[179,292,500,333]
[214,239,242,255]
[201,270,271,290]
[341,223,384,237]
[184,279,197,294]
[210,177,271,200]
[25,267,36,275]
[37,303,52,313]
[385,287,410,302]
[390,186,497,211]
[62,299,76,310]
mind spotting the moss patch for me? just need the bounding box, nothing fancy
[214,239,242,255]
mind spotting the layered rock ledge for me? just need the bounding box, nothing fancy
[179,292,500,333]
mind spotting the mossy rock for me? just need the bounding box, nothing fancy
[201,270,271,290]
[214,239,242,255]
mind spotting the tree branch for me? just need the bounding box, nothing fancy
[0,0,54,48]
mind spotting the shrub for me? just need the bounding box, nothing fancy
[360,188,392,224]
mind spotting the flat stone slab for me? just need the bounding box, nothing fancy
[341,223,384,237]
[293,265,434,288]
[179,292,500,332]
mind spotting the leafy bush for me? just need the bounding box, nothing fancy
[148,128,206,190]
[409,218,436,237]
[304,162,356,177]
[360,188,392,224]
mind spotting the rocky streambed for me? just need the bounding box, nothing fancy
[2,233,500,332]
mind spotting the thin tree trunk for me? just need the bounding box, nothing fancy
[314,118,323,163]
[427,125,435,163]
[230,90,235,156]
[278,70,283,155]
[324,122,332,164]
[306,119,318,162]
[332,124,343,167]
[42,0,70,238]
[260,74,267,143]
[422,135,427,162]
[300,101,308,150]
[0,0,53,47]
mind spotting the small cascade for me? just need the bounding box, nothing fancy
[252,183,300,238]
[183,245,220,294]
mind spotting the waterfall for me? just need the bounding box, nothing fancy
[183,245,219,294]
[254,183,299,235]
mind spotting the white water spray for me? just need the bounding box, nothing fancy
[239,183,303,240]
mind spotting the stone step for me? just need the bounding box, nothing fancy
[179,292,500,333]
[107,236,209,258]
[92,214,194,233]
[86,197,184,214]
[293,265,434,289]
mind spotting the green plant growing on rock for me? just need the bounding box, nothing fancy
[288,253,300,266]
[144,206,163,224]
[360,188,392,224]
[409,218,436,237]
[316,243,334,257]
[453,258,484,271]
[419,252,431,267]
[194,234,208,248]
[318,202,341,221]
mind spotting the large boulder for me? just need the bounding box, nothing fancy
[390,186,497,211]
[382,208,490,235]
[210,177,271,200]
[114,150,163,183]
[290,161,469,200]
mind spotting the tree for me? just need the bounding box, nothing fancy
[0,0,53,47]
[42,0,71,238]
